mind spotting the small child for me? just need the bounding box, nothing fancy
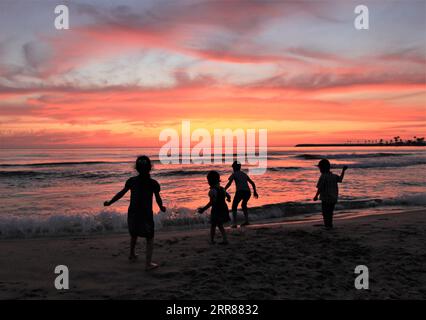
[198,171,231,245]
[104,155,166,270]
[313,159,348,230]
[224,161,258,228]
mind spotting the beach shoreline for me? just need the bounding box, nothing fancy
[0,207,425,299]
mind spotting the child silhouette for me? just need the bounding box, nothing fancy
[198,171,231,245]
[225,161,258,228]
[313,159,348,230]
[104,155,166,270]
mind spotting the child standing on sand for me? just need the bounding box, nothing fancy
[225,161,258,228]
[198,171,231,245]
[104,155,166,270]
[313,159,348,230]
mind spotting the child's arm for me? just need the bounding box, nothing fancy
[198,190,215,213]
[313,188,320,201]
[154,191,166,212]
[197,201,212,214]
[314,175,323,201]
[224,175,234,190]
[247,176,258,198]
[338,165,348,182]
[104,185,130,206]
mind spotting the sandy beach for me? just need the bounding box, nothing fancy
[0,208,425,300]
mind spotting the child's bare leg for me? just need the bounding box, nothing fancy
[129,236,137,259]
[218,224,228,244]
[231,196,240,227]
[232,211,238,228]
[145,237,158,270]
[242,207,249,223]
[210,224,217,243]
[321,202,335,229]
[241,200,250,225]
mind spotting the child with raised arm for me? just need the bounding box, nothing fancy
[224,161,258,228]
[104,155,166,270]
[198,171,231,245]
[313,159,348,230]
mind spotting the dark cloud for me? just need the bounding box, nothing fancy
[22,41,51,70]
[71,0,342,65]
[76,1,338,33]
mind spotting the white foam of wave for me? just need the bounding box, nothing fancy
[0,206,210,239]
[0,194,424,239]
[0,210,128,239]
[381,193,426,206]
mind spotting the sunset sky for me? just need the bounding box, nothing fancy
[0,0,425,148]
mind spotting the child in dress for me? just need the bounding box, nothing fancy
[198,171,231,244]
[104,155,166,270]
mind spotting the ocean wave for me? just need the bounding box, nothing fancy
[380,194,426,206]
[0,208,208,239]
[2,159,425,180]
[0,170,46,177]
[268,166,303,172]
[333,159,426,169]
[0,170,131,180]
[0,211,129,239]
[156,169,212,177]
[0,161,130,167]
[0,194,424,239]
[295,153,413,160]
[0,156,269,168]
[0,169,214,180]
[267,160,426,171]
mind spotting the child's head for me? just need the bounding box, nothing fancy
[207,170,220,187]
[317,159,331,173]
[232,161,241,172]
[135,155,152,175]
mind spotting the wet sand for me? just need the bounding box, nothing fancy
[0,208,425,299]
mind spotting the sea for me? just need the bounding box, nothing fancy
[0,146,425,238]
